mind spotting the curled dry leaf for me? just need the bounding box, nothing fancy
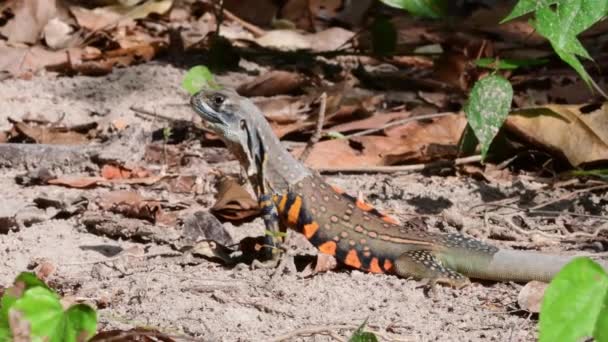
[0,0,65,44]
[47,164,164,188]
[505,102,608,166]
[98,190,165,224]
[517,281,548,313]
[383,113,466,165]
[237,70,306,97]
[210,177,260,223]
[7,120,98,145]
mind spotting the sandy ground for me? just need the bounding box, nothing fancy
[1,63,607,341]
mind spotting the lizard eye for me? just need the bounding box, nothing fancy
[240,120,246,130]
[211,94,225,107]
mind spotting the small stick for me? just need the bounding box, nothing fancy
[528,184,608,211]
[299,92,327,162]
[130,105,178,122]
[344,112,455,138]
[318,155,482,173]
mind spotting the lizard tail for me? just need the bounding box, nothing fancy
[446,249,608,282]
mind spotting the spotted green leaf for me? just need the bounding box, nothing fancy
[464,75,513,160]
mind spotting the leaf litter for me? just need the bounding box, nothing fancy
[1,0,608,340]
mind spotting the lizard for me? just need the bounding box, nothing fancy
[190,87,608,287]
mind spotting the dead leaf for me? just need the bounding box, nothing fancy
[98,190,165,224]
[163,175,198,193]
[90,327,177,342]
[0,0,64,44]
[517,281,547,313]
[237,70,306,97]
[43,17,77,49]
[47,176,105,188]
[0,43,68,78]
[69,5,125,31]
[210,177,260,223]
[293,136,394,168]
[8,120,97,144]
[101,164,150,180]
[505,103,608,166]
[328,111,410,133]
[383,114,466,165]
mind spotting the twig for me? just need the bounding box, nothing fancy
[222,8,266,37]
[269,324,412,342]
[299,92,327,162]
[318,155,482,174]
[528,184,608,211]
[344,111,455,138]
[130,105,179,122]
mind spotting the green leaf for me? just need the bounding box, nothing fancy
[370,17,397,56]
[0,272,51,333]
[264,230,287,239]
[9,287,97,342]
[181,65,220,95]
[379,0,446,18]
[10,287,64,342]
[571,168,608,179]
[501,0,559,23]
[349,320,378,342]
[65,304,97,341]
[464,75,513,160]
[531,0,607,89]
[326,131,347,139]
[539,257,608,342]
[474,58,549,70]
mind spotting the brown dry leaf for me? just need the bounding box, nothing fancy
[143,144,182,166]
[98,190,165,224]
[69,5,125,31]
[253,95,308,124]
[255,27,354,52]
[210,177,260,222]
[47,176,105,188]
[163,175,198,193]
[90,327,177,342]
[0,44,69,78]
[0,0,64,44]
[101,164,150,180]
[9,121,97,144]
[328,111,410,134]
[383,113,466,165]
[517,281,548,313]
[237,70,306,97]
[293,136,397,168]
[505,103,608,166]
[70,0,172,31]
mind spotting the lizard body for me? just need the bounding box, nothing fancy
[190,88,606,286]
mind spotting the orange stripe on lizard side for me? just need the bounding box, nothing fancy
[383,259,394,272]
[278,195,288,212]
[355,198,374,211]
[330,185,345,194]
[369,257,383,273]
[303,222,319,239]
[287,196,302,225]
[344,249,362,269]
[318,241,337,255]
[381,215,399,225]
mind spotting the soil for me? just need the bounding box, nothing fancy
[1,63,607,342]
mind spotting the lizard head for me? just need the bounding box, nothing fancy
[190,88,265,179]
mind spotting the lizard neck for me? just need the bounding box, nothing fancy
[245,116,311,196]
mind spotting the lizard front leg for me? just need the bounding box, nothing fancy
[258,193,283,262]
